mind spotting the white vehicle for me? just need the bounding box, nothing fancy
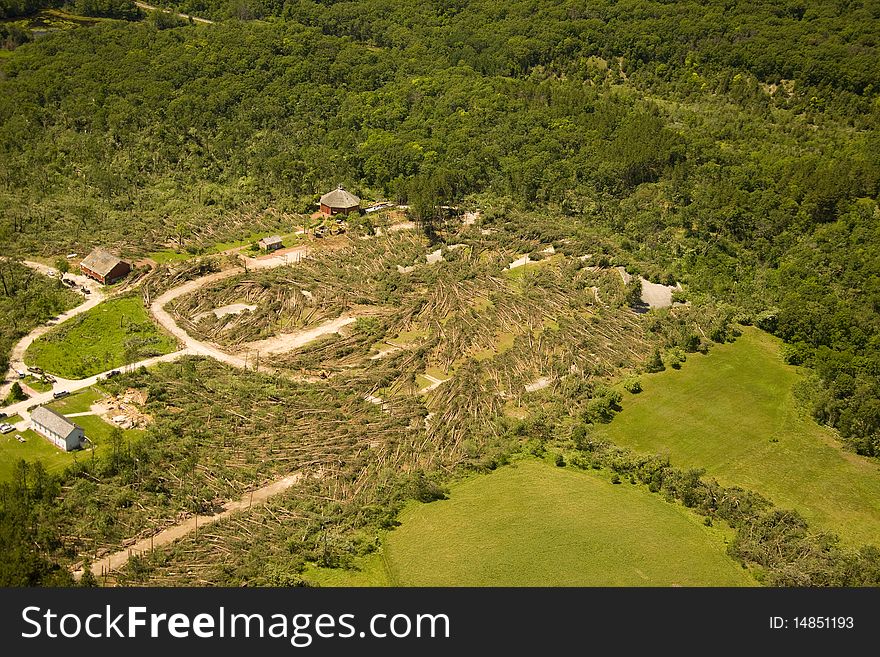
[0,424,14,434]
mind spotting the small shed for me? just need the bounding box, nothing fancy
[80,249,131,285]
[320,186,361,216]
[258,236,283,251]
[31,406,84,452]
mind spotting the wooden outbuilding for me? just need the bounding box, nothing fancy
[80,249,131,285]
[258,236,283,251]
[319,186,361,216]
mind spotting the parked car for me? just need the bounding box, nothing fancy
[81,286,91,294]
[0,412,7,419]
[0,424,14,434]
[28,366,43,375]
[52,390,69,399]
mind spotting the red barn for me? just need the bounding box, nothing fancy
[80,249,131,285]
[319,186,361,216]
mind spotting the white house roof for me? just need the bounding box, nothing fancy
[320,186,360,208]
[31,406,80,438]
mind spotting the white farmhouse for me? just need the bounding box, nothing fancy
[31,406,85,452]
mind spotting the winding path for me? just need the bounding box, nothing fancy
[134,1,214,25]
[0,262,105,401]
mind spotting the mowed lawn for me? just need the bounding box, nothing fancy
[602,326,880,547]
[25,296,178,379]
[377,459,754,586]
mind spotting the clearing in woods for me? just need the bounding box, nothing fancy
[601,326,880,547]
[306,459,756,586]
[25,296,178,379]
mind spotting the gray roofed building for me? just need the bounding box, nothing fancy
[258,236,283,251]
[80,248,131,284]
[31,406,85,452]
[319,186,361,215]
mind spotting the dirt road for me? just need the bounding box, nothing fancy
[235,315,358,357]
[0,261,105,400]
[134,1,214,24]
[74,471,310,579]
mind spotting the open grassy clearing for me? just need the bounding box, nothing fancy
[309,459,753,587]
[601,327,880,547]
[0,429,86,481]
[25,296,178,378]
[46,387,107,414]
[0,9,114,34]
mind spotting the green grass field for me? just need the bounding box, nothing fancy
[308,459,755,586]
[0,388,143,481]
[46,387,106,414]
[0,429,90,481]
[22,375,52,393]
[601,326,880,547]
[25,296,178,378]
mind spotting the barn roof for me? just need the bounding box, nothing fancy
[81,249,127,277]
[31,406,80,439]
[259,236,283,246]
[320,186,360,208]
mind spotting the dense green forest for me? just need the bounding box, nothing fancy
[1,1,879,584]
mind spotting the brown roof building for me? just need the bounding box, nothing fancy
[80,249,131,285]
[319,186,361,216]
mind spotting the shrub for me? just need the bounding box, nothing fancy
[5,382,27,404]
[623,377,642,393]
[645,348,665,373]
[667,347,686,369]
[555,453,566,467]
[683,334,701,353]
[571,425,591,450]
[583,388,622,424]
